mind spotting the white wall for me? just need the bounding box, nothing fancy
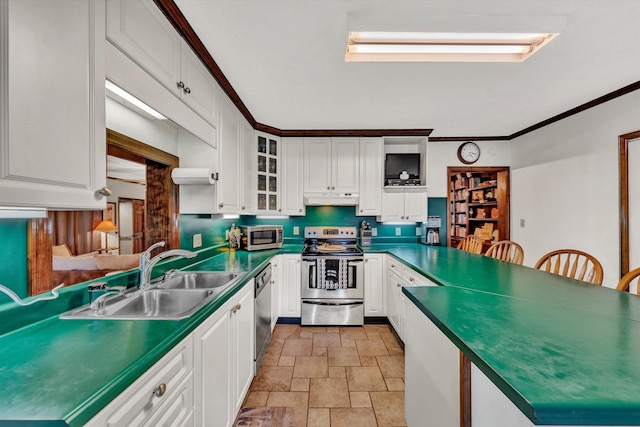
[510,91,640,287]
[427,140,512,198]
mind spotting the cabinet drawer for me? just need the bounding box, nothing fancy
[144,372,194,427]
[404,269,437,287]
[87,335,193,427]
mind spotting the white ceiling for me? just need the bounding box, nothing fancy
[107,156,146,184]
[173,0,640,138]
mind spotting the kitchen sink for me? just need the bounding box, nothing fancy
[60,271,244,320]
[157,271,244,290]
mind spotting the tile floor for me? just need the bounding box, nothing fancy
[243,324,407,427]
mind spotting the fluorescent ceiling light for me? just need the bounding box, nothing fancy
[255,215,289,220]
[223,214,240,219]
[105,80,167,120]
[345,31,558,62]
[0,207,47,219]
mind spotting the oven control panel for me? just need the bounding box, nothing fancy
[304,226,357,238]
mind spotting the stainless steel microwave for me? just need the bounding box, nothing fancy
[240,225,283,251]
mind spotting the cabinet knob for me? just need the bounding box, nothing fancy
[278,209,282,212]
[183,86,191,94]
[95,187,112,198]
[327,186,331,190]
[391,264,396,268]
[219,203,224,208]
[360,209,363,213]
[409,277,415,282]
[242,206,245,210]
[153,383,167,397]
[397,283,401,287]
[176,81,185,90]
[299,209,302,212]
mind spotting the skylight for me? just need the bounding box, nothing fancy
[345,32,558,62]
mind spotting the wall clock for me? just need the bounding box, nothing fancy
[457,141,480,164]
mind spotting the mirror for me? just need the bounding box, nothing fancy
[619,129,640,277]
[28,129,180,295]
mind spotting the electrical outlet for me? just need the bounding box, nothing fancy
[371,228,378,236]
[395,227,401,236]
[193,233,202,248]
[416,227,422,236]
[520,219,525,228]
[293,226,300,235]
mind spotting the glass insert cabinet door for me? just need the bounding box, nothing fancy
[256,134,280,213]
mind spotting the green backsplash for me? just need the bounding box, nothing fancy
[0,219,29,303]
[0,199,447,299]
[180,200,448,249]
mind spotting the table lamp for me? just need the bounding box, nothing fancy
[94,220,118,252]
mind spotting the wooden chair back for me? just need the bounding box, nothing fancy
[456,235,483,254]
[485,240,525,265]
[616,267,640,293]
[534,249,604,285]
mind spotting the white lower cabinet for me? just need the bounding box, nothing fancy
[194,279,255,427]
[270,256,282,330]
[386,261,405,340]
[364,254,385,317]
[279,254,301,318]
[85,335,194,427]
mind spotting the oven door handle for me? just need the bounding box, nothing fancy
[302,300,363,307]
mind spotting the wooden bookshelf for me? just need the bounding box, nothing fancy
[447,166,510,251]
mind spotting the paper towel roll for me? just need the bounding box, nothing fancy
[171,168,217,185]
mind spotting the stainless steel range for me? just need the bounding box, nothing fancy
[301,226,364,326]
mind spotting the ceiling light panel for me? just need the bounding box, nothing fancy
[345,31,558,62]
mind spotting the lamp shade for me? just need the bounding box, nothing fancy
[94,220,118,232]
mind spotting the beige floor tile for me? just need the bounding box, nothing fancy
[385,377,405,391]
[350,391,372,407]
[340,327,369,339]
[281,338,313,356]
[302,326,326,333]
[380,332,402,349]
[307,408,331,427]
[365,331,381,340]
[300,330,314,339]
[360,356,379,367]
[266,391,309,427]
[251,366,293,391]
[341,337,356,347]
[326,327,340,333]
[312,346,328,356]
[328,366,346,378]
[270,338,285,348]
[291,378,311,392]
[330,408,378,427]
[346,366,387,391]
[388,347,405,356]
[363,324,391,333]
[313,332,342,348]
[273,324,301,339]
[328,346,362,367]
[370,391,407,426]
[293,356,328,378]
[309,378,350,408]
[243,390,269,406]
[377,356,405,378]
[278,355,296,366]
[261,350,281,367]
[355,339,390,357]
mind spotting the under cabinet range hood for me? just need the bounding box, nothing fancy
[303,193,359,206]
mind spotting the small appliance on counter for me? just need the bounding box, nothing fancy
[240,225,283,251]
[360,221,372,246]
[227,224,242,250]
[421,216,441,246]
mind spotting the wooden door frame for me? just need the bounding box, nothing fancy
[619,129,640,276]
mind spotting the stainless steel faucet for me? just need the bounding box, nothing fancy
[139,241,197,289]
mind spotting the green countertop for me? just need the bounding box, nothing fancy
[3,242,639,425]
[395,245,640,425]
[0,246,292,426]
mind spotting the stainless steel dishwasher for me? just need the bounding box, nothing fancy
[254,264,272,372]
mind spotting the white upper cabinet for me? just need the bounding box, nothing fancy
[357,137,383,216]
[107,0,217,127]
[280,138,305,216]
[241,120,255,214]
[217,95,242,213]
[255,132,280,214]
[0,0,106,210]
[303,137,359,195]
[380,188,428,222]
